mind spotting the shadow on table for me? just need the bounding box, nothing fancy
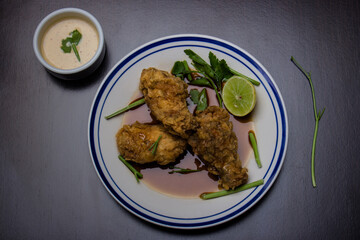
[48,48,110,90]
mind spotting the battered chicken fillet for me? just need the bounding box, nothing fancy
[188,106,248,190]
[116,122,187,165]
[139,68,197,139]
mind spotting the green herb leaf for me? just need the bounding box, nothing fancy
[188,61,222,107]
[200,179,264,200]
[190,89,200,104]
[208,52,233,89]
[185,50,227,107]
[171,60,193,80]
[184,49,209,66]
[209,51,219,70]
[219,59,233,80]
[191,62,207,75]
[60,38,72,53]
[70,29,82,45]
[291,56,325,188]
[60,29,82,62]
[105,98,145,120]
[209,51,222,88]
[190,88,208,111]
[197,88,208,111]
[171,61,186,78]
[185,49,216,79]
[118,155,143,183]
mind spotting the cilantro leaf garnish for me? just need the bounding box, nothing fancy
[60,29,82,62]
[171,61,186,77]
[171,60,194,80]
[190,88,208,111]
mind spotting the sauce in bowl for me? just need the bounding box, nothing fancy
[41,17,99,69]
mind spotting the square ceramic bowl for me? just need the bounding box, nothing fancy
[33,8,105,80]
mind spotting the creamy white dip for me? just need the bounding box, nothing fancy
[41,17,99,69]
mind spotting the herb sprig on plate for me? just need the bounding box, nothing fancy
[105,98,145,120]
[172,50,260,108]
[118,155,143,183]
[200,179,264,200]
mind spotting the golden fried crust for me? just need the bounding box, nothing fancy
[139,68,197,139]
[188,106,248,190]
[116,122,187,165]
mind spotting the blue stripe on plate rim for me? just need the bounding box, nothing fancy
[88,34,288,229]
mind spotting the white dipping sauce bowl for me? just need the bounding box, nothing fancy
[33,8,105,80]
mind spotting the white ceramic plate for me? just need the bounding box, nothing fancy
[88,34,288,229]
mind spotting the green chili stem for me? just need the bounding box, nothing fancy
[249,131,262,168]
[105,98,145,120]
[118,155,143,183]
[71,43,81,62]
[229,68,260,86]
[291,56,325,188]
[200,179,264,200]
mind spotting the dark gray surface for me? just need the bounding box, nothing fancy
[1,0,360,239]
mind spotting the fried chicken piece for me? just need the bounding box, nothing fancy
[116,122,187,165]
[188,106,248,190]
[139,68,197,139]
